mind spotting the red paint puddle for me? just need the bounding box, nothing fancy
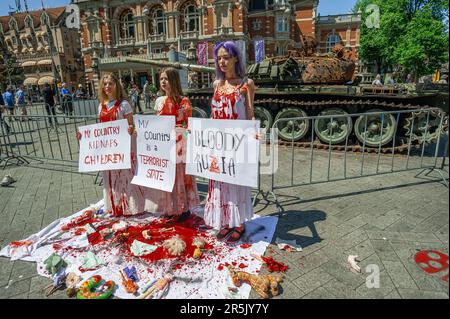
[261,256,289,272]
[10,240,33,247]
[240,243,252,249]
[414,250,449,282]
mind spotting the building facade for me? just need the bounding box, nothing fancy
[0,7,84,99]
[74,0,361,92]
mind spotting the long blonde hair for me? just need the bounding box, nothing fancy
[98,72,127,103]
[161,67,183,105]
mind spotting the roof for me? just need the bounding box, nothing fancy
[0,7,66,32]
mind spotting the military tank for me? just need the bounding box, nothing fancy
[126,42,448,151]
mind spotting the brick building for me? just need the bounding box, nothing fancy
[0,7,85,99]
[74,0,361,93]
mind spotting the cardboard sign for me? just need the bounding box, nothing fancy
[131,115,176,192]
[78,119,131,172]
[186,118,260,188]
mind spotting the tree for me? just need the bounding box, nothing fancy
[355,0,449,78]
[0,51,24,90]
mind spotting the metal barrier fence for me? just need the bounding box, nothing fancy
[40,99,100,117]
[0,114,98,168]
[264,108,449,211]
[1,108,448,209]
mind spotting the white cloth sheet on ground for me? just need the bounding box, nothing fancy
[0,201,278,299]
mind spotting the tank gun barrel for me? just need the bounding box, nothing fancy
[124,57,215,74]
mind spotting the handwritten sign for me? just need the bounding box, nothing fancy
[186,118,260,188]
[131,115,176,192]
[78,119,131,172]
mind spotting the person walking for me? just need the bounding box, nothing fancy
[15,86,28,121]
[42,83,58,128]
[0,91,11,134]
[60,83,74,115]
[3,87,15,121]
[143,80,152,109]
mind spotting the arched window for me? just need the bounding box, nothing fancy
[183,4,199,32]
[153,9,165,35]
[25,16,34,29]
[120,10,135,39]
[40,13,49,26]
[9,18,18,31]
[326,33,342,52]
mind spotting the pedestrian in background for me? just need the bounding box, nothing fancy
[60,83,74,115]
[0,91,11,134]
[42,83,58,128]
[3,87,15,120]
[15,85,28,121]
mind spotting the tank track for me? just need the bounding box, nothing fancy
[253,98,447,154]
[188,96,447,154]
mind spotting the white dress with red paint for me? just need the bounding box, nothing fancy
[203,83,254,230]
[99,100,146,216]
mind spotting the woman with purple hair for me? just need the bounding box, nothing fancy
[203,41,256,242]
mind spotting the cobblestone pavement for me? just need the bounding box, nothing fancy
[0,108,448,299]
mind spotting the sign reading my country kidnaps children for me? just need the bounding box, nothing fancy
[186,118,261,188]
[78,119,131,172]
[131,115,176,192]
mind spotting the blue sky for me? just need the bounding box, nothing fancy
[317,0,357,15]
[0,0,71,16]
[1,0,357,17]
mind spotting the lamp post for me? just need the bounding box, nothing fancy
[44,16,61,104]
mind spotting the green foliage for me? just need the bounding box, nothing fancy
[0,52,24,89]
[355,0,449,78]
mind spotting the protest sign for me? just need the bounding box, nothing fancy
[131,115,176,192]
[78,119,131,172]
[186,118,260,188]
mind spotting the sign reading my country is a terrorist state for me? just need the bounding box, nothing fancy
[131,115,176,192]
[186,118,260,188]
[78,119,131,172]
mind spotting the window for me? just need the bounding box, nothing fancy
[276,16,288,32]
[9,19,17,31]
[276,44,285,56]
[183,4,199,32]
[120,10,135,39]
[326,33,342,52]
[25,16,33,29]
[249,0,266,11]
[153,9,165,35]
[40,13,49,26]
[252,19,262,31]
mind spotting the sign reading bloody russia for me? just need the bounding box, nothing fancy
[131,115,176,192]
[78,119,131,173]
[186,118,260,188]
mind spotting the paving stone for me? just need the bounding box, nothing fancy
[371,239,404,262]
[397,288,448,299]
[382,260,418,290]
[320,259,366,290]
[293,267,334,295]
[0,278,31,299]
[321,278,364,299]
[302,286,336,299]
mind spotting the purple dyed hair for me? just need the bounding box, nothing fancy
[213,41,246,81]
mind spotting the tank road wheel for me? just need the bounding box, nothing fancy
[314,108,353,144]
[254,106,273,134]
[404,109,445,144]
[191,106,208,118]
[355,109,397,147]
[274,108,310,141]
